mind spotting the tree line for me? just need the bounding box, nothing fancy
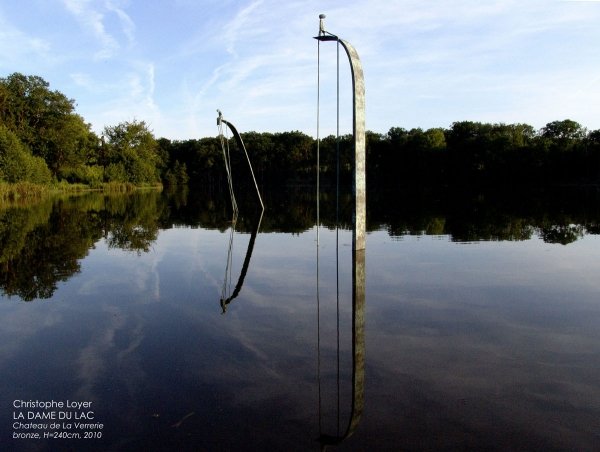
[0,73,162,188]
[161,119,600,189]
[2,72,600,190]
[372,120,600,187]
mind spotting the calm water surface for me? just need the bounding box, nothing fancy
[1,188,600,451]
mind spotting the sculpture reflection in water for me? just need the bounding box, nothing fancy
[314,14,366,448]
[216,110,265,313]
[220,210,264,313]
[316,243,366,448]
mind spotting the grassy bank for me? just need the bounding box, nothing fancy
[0,182,49,202]
[0,181,162,204]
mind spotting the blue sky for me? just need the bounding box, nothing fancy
[1,0,599,139]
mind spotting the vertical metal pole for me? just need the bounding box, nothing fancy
[314,17,366,252]
[315,39,324,441]
[315,16,366,444]
[316,40,321,246]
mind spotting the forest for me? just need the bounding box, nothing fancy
[2,72,600,193]
[0,73,162,191]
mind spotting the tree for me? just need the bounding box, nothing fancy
[424,128,446,150]
[541,119,585,141]
[0,124,52,184]
[0,72,98,178]
[175,161,189,185]
[47,113,97,176]
[163,160,189,186]
[103,120,161,184]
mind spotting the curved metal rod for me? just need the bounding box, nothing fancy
[315,17,366,447]
[220,210,264,314]
[337,38,366,253]
[314,26,365,253]
[217,111,264,210]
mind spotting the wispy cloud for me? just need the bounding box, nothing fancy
[61,0,136,59]
[4,0,600,138]
[106,0,136,47]
[182,1,321,137]
[223,0,265,56]
[77,64,160,132]
[62,0,118,59]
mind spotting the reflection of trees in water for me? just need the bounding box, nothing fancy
[102,192,164,253]
[221,185,600,244]
[539,224,585,245]
[0,199,100,300]
[0,191,165,301]
[368,187,600,244]
[2,186,599,301]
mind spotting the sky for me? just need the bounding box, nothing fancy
[1,0,600,140]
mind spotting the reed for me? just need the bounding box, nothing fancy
[0,181,162,205]
[100,182,138,192]
[52,180,92,192]
[0,182,48,202]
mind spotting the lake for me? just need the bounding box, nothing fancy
[1,186,600,451]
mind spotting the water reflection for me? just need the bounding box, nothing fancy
[316,190,366,448]
[0,192,164,300]
[220,210,264,314]
[369,186,600,244]
[1,187,599,303]
[0,187,599,450]
[318,248,365,449]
